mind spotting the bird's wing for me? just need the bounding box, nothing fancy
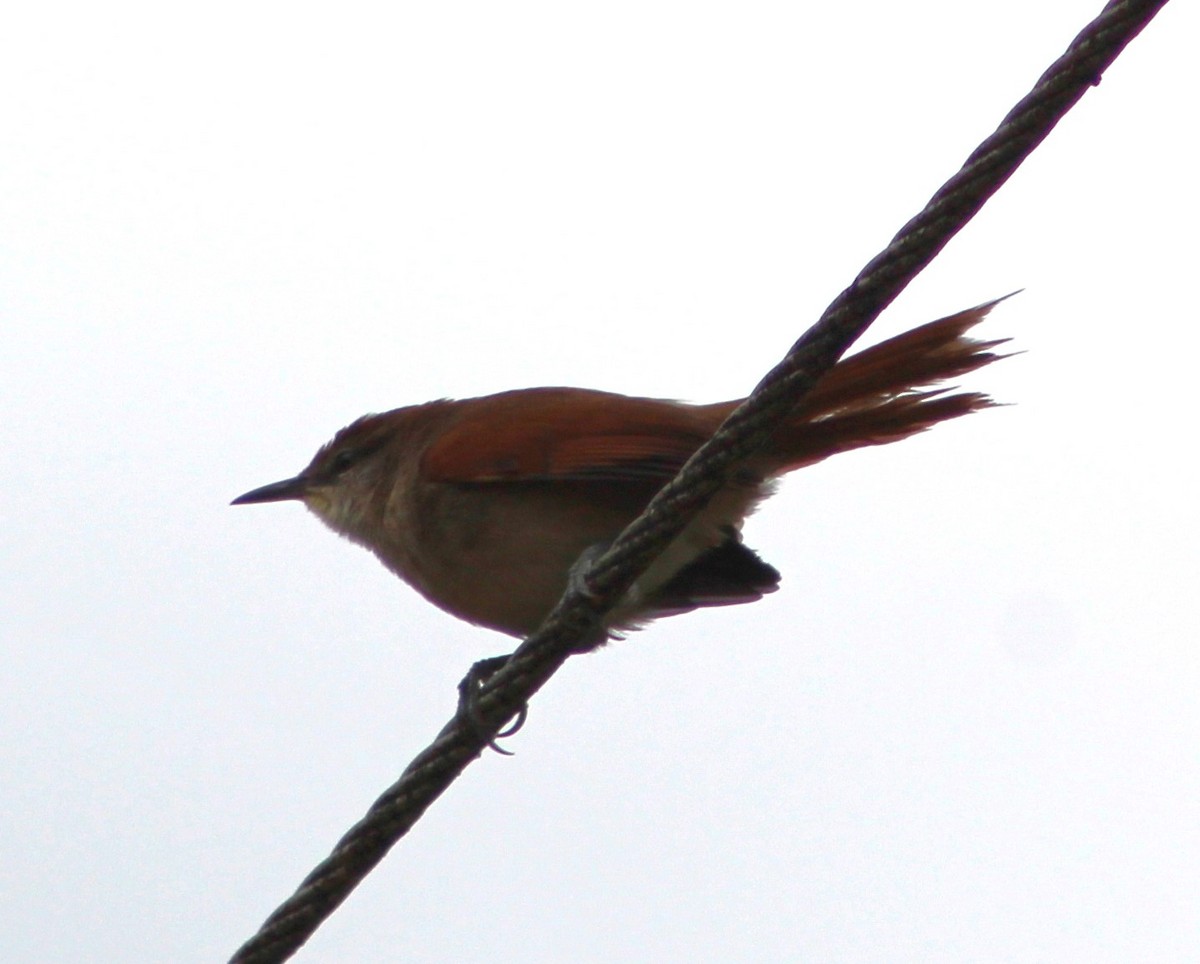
[420,388,729,484]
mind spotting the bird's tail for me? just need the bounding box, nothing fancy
[715,297,1013,475]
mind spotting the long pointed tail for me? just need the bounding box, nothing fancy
[750,297,1012,474]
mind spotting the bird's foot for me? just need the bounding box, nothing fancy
[457,654,528,755]
[566,540,612,603]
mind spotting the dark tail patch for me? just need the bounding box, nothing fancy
[650,533,781,617]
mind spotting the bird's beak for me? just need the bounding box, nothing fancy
[231,475,310,505]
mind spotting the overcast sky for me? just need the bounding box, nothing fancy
[3,2,1197,962]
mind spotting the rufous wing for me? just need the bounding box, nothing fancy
[420,387,725,484]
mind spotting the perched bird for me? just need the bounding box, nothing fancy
[233,300,1008,641]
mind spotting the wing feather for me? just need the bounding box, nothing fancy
[420,388,722,484]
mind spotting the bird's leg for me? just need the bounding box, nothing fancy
[456,539,617,752]
[563,540,627,652]
[566,541,610,603]
[457,654,528,755]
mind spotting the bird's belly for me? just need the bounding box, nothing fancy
[397,481,646,636]
[381,477,765,637]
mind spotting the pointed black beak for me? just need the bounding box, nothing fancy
[231,475,310,506]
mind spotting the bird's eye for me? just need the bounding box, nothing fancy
[329,448,358,474]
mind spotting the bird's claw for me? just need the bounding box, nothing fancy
[457,654,529,755]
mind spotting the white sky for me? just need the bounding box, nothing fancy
[3,2,1197,962]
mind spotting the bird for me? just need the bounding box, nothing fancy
[233,299,1008,643]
